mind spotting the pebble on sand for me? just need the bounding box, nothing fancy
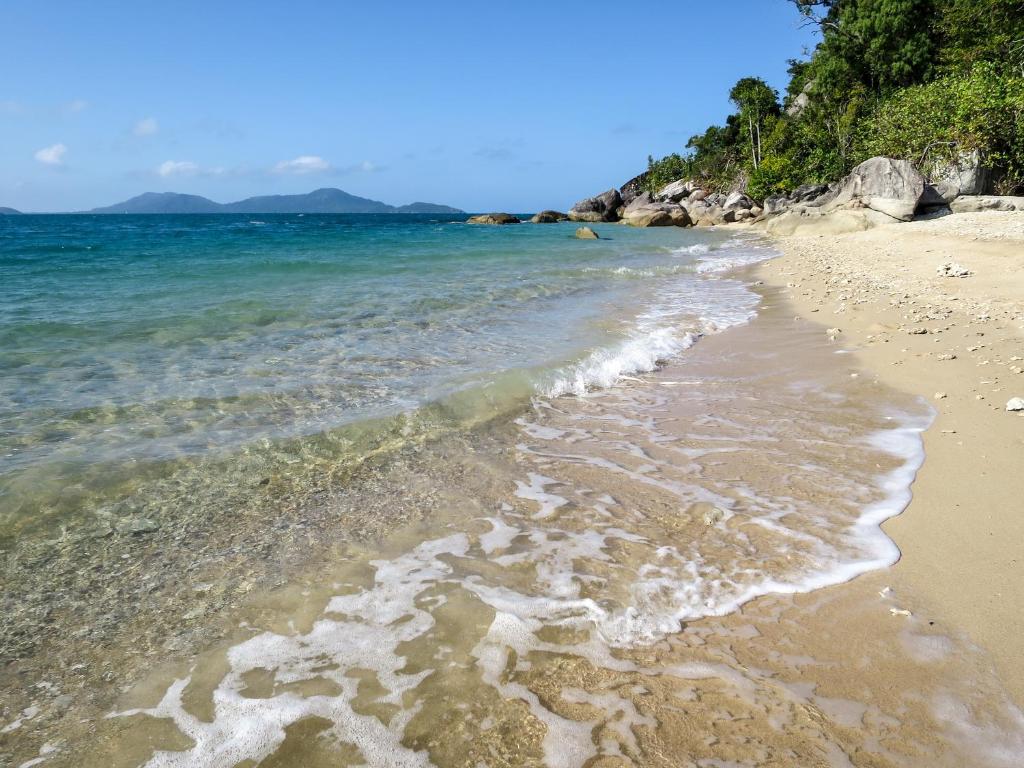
[1006,397,1024,412]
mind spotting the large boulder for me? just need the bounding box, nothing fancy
[623,208,674,227]
[575,226,600,239]
[569,189,622,222]
[467,213,521,225]
[654,179,693,203]
[618,172,649,206]
[723,192,754,212]
[791,183,830,204]
[530,210,568,223]
[622,191,653,214]
[822,157,925,221]
[934,150,993,197]
[763,194,791,216]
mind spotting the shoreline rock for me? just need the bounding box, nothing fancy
[467,213,521,225]
[530,210,568,223]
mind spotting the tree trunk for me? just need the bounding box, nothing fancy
[748,115,758,170]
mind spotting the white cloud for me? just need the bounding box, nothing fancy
[273,155,331,175]
[157,160,199,177]
[134,117,158,136]
[155,160,226,178]
[35,143,67,165]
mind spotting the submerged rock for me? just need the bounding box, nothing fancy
[575,226,599,239]
[467,213,521,225]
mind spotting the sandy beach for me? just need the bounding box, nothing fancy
[758,210,1024,703]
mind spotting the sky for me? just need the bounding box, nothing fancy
[0,1,819,213]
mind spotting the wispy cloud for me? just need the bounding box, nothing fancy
[273,155,331,175]
[65,99,89,114]
[344,160,382,174]
[134,117,158,136]
[35,143,67,165]
[156,160,226,178]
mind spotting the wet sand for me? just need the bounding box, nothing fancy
[760,210,1024,703]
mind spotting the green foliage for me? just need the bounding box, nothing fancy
[642,0,1024,200]
[858,63,1024,190]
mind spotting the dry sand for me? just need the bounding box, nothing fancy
[759,210,1024,703]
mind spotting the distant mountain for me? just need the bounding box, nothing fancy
[89,192,222,214]
[395,202,463,214]
[87,188,463,214]
[221,188,394,214]
[0,206,22,215]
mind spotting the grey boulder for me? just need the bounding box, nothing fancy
[569,189,623,222]
[530,210,568,223]
[822,157,925,221]
[467,213,521,225]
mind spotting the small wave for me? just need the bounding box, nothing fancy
[671,243,711,256]
[542,327,699,397]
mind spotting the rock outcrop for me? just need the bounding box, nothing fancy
[568,189,622,222]
[950,195,1024,213]
[467,213,521,225]
[819,157,925,221]
[530,210,568,223]
[575,226,600,239]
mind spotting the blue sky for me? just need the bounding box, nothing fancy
[1,1,818,212]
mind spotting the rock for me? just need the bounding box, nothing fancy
[792,183,831,204]
[622,191,653,214]
[530,210,567,223]
[937,262,971,278]
[654,179,692,203]
[618,172,649,206]
[920,182,959,208]
[934,149,993,196]
[467,213,521,225]
[749,206,763,218]
[937,354,957,361]
[623,207,674,227]
[116,518,160,534]
[763,194,791,216]
[723,191,753,211]
[621,201,691,228]
[568,189,623,222]
[1006,397,1024,412]
[822,157,926,221]
[688,189,707,202]
[575,226,599,240]
[934,392,947,400]
[950,195,1024,213]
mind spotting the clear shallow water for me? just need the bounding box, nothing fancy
[0,214,767,537]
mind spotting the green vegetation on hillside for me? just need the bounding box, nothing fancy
[645,0,1024,199]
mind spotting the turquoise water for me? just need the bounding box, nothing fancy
[0,214,767,537]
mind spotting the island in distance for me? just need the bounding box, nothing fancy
[86,188,463,214]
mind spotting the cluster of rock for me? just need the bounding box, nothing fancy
[562,183,763,229]
[471,154,1022,233]
[559,154,1023,233]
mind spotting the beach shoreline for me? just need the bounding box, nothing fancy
[757,210,1024,703]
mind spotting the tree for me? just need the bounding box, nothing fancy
[728,78,780,170]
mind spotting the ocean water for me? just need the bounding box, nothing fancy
[14,214,1022,768]
[0,213,767,540]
